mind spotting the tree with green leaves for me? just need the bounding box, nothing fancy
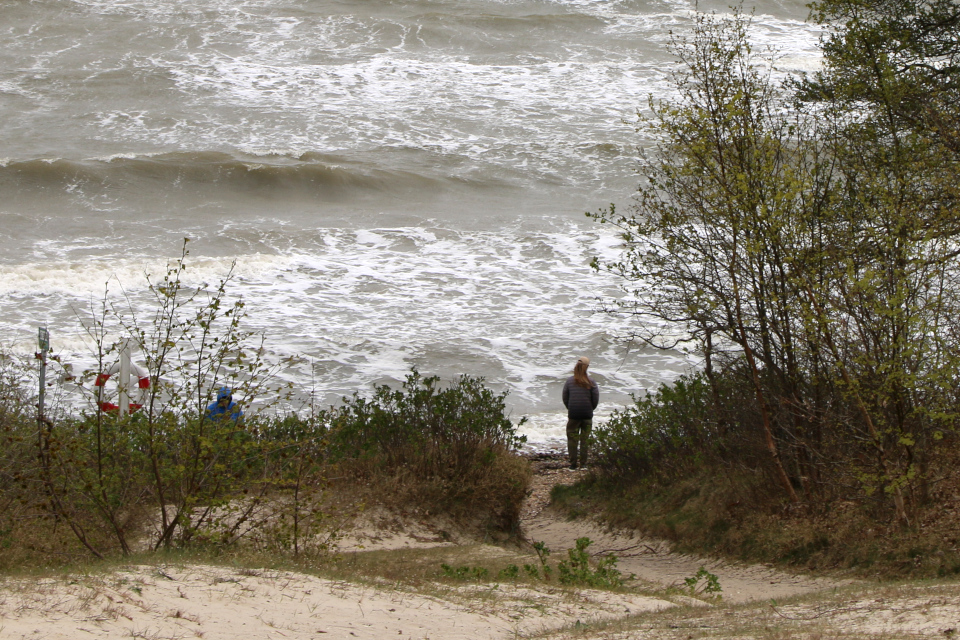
[805,0,960,523]
[591,8,834,503]
[592,5,960,525]
[808,0,960,154]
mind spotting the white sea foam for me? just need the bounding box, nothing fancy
[0,253,294,298]
[2,0,811,429]
[1,221,693,420]
[519,412,622,448]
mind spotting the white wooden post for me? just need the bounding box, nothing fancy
[37,327,49,422]
[119,338,131,416]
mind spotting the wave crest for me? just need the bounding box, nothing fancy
[0,151,457,195]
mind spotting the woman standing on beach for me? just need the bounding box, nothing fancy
[562,356,599,470]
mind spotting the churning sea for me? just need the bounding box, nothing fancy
[0,0,823,446]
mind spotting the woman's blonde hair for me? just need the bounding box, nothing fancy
[573,357,591,389]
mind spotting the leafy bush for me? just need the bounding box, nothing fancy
[29,242,295,556]
[327,369,525,465]
[0,351,75,569]
[325,370,530,530]
[591,372,719,482]
[438,539,622,589]
[441,563,489,581]
[683,566,722,599]
[557,537,622,588]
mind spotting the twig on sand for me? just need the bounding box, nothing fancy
[156,568,176,581]
[768,602,864,621]
[593,543,661,557]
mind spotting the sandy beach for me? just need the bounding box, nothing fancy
[6,459,958,639]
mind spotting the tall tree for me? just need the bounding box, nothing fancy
[591,9,836,502]
[593,5,960,521]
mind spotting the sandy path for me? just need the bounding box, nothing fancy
[520,456,845,604]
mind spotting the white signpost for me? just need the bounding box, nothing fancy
[37,327,49,422]
[118,338,132,416]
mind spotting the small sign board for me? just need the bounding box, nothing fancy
[38,327,50,352]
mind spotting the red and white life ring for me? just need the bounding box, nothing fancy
[94,362,150,412]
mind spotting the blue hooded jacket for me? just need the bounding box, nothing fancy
[206,387,243,422]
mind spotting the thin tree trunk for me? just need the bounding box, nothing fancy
[730,245,800,503]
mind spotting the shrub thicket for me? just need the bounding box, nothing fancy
[591,373,718,483]
[0,364,529,567]
[325,370,530,531]
[576,368,960,575]
[590,6,960,530]
[0,247,529,568]
[0,353,68,569]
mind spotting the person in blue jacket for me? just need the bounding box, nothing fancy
[206,387,243,423]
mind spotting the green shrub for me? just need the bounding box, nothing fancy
[441,563,489,581]
[327,369,525,465]
[591,372,719,482]
[326,370,530,531]
[0,352,78,569]
[683,566,722,598]
[557,537,622,588]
